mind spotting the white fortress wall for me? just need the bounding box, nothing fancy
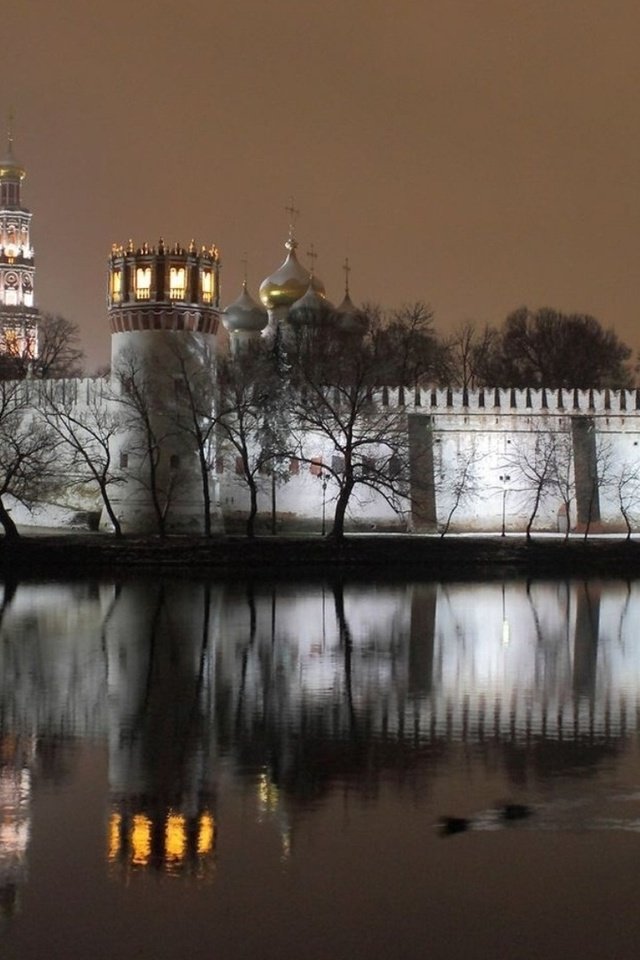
[1,379,640,532]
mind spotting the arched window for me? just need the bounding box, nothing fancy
[135,267,152,300]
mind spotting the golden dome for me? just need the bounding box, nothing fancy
[0,134,25,181]
[259,238,325,310]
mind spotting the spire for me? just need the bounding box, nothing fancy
[342,256,351,296]
[6,109,14,160]
[284,197,300,251]
[306,242,318,278]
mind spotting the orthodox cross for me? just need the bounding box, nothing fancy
[240,252,249,286]
[342,256,351,295]
[285,198,300,240]
[307,242,318,276]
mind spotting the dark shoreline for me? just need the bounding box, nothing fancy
[1,532,639,581]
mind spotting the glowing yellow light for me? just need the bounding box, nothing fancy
[197,812,215,856]
[130,814,152,865]
[111,269,122,301]
[258,772,279,812]
[108,813,122,861]
[201,269,213,302]
[135,266,151,299]
[165,813,187,863]
[502,619,510,646]
[2,330,19,355]
[169,266,186,299]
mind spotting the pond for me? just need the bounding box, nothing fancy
[2,576,640,960]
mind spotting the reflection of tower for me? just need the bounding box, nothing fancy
[0,735,35,922]
[408,584,437,696]
[0,125,38,368]
[104,581,218,879]
[106,239,223,533]
[573,582,600,701]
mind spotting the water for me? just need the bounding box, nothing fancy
[2,576,640,959]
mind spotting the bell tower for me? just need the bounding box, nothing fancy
[0,121,37,363]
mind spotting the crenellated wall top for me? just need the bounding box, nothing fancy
[373,385,640,415]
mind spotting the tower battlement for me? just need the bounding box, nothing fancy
[108,239,221,334]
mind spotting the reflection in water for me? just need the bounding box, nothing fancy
[0,575,639,897]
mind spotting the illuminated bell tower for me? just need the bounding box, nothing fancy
[0,127,37,361]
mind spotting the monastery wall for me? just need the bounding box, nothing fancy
[3,379,640,535]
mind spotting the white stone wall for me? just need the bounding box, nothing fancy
[3,380,640,534]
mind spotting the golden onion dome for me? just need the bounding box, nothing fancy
[222,282,268,334]
[259,237,325,310]
[0,135,25,181]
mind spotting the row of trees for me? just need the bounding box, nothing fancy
[0,302,636,541]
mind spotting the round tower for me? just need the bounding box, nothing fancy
[106,238,224,534]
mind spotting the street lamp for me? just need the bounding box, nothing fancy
[499,474,511,537]
[321,473,328,536]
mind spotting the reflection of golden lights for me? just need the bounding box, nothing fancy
[165,813,187,863]
[130,814,152,865]
[197,812,215,856]
[258,772,279,813]
[108,813,121,862]
[502,619,510,646]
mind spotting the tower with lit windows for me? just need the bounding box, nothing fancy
[0,129,37,366]
[106,238,224,534]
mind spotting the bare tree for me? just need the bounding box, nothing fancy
[217,344,290,538]
[547,429,575,540]
[165,336,219,537]
[437,439,486,537]
[112,351,177,537]
[287,324,410,540]
[612,459,640,540]
[490,308,633,389]
[445,320,502,389]
[503,429,559,540]
[0,313,85,380]
[0,382,59,540]
[39,378,125,537]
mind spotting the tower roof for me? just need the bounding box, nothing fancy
[0,125,25,182]
[223,281,268,334]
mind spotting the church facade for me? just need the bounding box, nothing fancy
[2,144,640,536]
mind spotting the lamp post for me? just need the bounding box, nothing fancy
[321,473,328,536]
[499,474,511,537]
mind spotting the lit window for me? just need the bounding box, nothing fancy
[235,456,244,475]
[111,269,122,302]
[135,266,152,300]
[289,457,300,475]
[169,266,186,300]
[201,269,213,303]
[310,457,323,476]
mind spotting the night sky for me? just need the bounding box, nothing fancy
[4,0,640,371]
